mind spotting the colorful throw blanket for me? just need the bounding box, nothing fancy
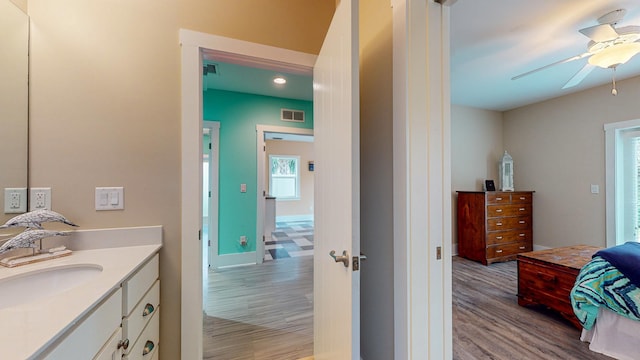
[571,256,640,329]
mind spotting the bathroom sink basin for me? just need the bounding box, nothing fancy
[0,264,103,310]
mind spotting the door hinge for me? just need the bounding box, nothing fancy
[209,142,212,150]
[198,230,202,241]
[208,240,211,246]
[263,145,266,151]
[263,235,265,242]
[209,190,211,198]
[436,246,442,260]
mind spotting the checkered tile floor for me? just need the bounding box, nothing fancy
[264,220,314,261]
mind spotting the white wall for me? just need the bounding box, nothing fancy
[503,76,640,249]
[451,105,503,250]
[359,0,394,358]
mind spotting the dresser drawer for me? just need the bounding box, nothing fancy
[123,308,160,360]
[487,204,531,217]
[487,216,531,231]
[486,230,532,245]
[486,193,511,204]
[487,241,532,258]
[511,192,532,204]
[123,254,159,316]
[123,280,160,347]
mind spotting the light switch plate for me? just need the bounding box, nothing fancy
[95,187,124,210]
[4,188,27,213]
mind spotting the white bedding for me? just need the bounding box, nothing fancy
[581,307,640,360]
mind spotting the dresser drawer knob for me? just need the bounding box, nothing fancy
[519,233,525,237]
[495,236,503,240]
[496,222,503,226]
[496,249,503,253]
[520,197,526,200]
[496,209,503,213]
[519,246,526,250]
[519,208,525,211]
[496,197,502,201]
[519,220,525,224]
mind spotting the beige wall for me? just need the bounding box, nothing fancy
[26,1,335,358]
[451,105,503,249]
[359,0,394,358]
[265,140,314,218]
[503,76,640,249]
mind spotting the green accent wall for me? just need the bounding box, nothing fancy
[203,89,313,255]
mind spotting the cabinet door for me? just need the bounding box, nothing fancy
[94,327,124,360]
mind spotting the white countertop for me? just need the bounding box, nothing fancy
[0,244,161,359]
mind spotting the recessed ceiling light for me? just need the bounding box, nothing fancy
[273,77,287,85]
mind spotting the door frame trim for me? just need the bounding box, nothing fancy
[203,121,220,268]
[179,29,316,359]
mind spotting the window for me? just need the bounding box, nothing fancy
[605,120,640,246]
[269,155,300,200]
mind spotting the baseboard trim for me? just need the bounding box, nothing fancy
[276,214,313,222]
[215,251,257,269]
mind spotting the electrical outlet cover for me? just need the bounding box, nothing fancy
[29,187,52,211]
[4,188,27,213]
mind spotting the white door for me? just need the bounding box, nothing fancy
[313,0,360,359]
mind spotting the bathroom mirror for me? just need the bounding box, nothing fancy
[0,0,29,224]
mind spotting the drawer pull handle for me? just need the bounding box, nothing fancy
[519,220,525,224]
[495,236,503,240]
[519,208,525,211]
[519,233,525,237]
[117,339,130,350]
[143,340,155,356]
[496,209,503,213]
[496,249,503,253]
[143,303,155,317]
[496,222,503,226]
[519,246,526,250]
[496,197,502,201]
[520,197,526,200]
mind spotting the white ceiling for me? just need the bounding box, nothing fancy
[203,0,640,112]
[452,0,640,111]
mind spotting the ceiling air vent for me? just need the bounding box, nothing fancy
[203,64,219,76]
[281,109,305,123]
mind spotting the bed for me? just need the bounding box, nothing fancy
[570,242,640,360]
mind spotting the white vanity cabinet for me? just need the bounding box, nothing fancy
[44,288,123,360]
[42,253,160,360]
[121,254,160,359]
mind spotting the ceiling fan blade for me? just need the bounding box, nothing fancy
[511,52,591,80]
[562,63,596,89]
[579,24,619,42]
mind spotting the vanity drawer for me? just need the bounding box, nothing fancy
[94,327,123,360]
[123,280,160,345]
[123,254,159,316]
[123,308,160,360]
[45,288,122,360]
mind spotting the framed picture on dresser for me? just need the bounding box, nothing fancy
[485,180,496,191]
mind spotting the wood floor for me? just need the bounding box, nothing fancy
[203,256,314,360]
[203,255,612,359]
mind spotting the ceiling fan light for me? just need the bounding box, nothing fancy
[588,42,640,68]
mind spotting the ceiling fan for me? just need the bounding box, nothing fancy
[512,9,640,94]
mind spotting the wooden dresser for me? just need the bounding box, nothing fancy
[457,191,534,265]
[517,245,601,328]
